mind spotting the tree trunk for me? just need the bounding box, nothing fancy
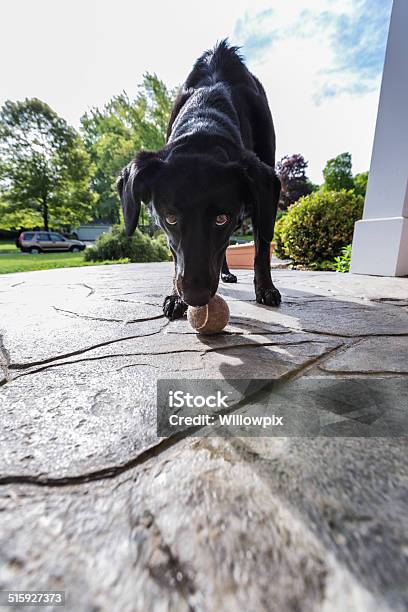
[42,198,49,231]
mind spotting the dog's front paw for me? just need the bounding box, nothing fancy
[255,284,281,306]
[163,294,188,320]
[221,272,237,283]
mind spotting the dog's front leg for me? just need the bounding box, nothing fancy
[162,253,188,320]
[253,232,281,306]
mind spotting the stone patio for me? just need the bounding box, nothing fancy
[0,263,407,611]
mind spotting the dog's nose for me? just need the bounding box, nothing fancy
[182,288,211,307]
[178,274,213,307]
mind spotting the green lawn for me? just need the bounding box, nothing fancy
[0,240,17,254]
[0,251,130,274]
[231,234,253,242]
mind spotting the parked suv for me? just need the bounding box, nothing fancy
[16,231,86,254]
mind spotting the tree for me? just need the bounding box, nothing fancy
[354,171,369,198]
[0,98,94,231]
[322,152,354,192]
[276,154,314,210]
[81,74,175,225]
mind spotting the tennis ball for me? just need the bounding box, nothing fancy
[187,294,230,334]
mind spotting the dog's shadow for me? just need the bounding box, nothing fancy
[186,285,401,441]
[190,282,401,386]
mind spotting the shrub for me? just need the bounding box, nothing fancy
[273,190,363,267]
[273,214,287,260]
[84,225,172,263]
[154,230,171,252]
[333,244,352,272]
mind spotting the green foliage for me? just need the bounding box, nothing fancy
[84,225,171,263]
[333,244,352,272]
[273,213,287,260]
[0,98,95,231]
[353,171,369,198]
[304,260,337,271]
[275,209,287,223]
[153,230,171,252]
[273,190,363,267]
[0,200,42,229]
[80,74,175,224]
[309,182,320,193]
[322,152,354,192]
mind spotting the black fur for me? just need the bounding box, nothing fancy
[118,39,281,319]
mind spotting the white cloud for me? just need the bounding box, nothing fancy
[233,0,391,180]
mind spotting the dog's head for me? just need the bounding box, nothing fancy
[117,149,279,307]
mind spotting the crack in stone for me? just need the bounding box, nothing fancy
[65,282,96,297]
[318,367,408,377]
[116,362,161,371]
[126,315,164,325]
[78,283,95,297]
[8,323,169,371]
[52,306,164,325]
[280,296,408,308]
[0,434,188,487]
[291,328,408,339]
[52,306,125,323]
[10,349,204,379]
[371,297,408,306]
[104,297,162,308]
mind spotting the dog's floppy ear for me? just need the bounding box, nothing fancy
[117,151,165,236]
[240,151,281,242]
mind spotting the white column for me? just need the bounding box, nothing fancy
[350,0,408,277]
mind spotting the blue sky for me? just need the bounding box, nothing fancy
[0,0,392,182]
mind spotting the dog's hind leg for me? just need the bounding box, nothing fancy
[251,165,281,306]
[243,85,281,306]
[221,254,237,283]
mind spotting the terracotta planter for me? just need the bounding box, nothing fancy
[226,241,276,270]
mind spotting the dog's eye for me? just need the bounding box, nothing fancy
[215,214,229,226]
[165,214,177,225]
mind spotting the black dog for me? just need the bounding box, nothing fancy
[118,40,281,320]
